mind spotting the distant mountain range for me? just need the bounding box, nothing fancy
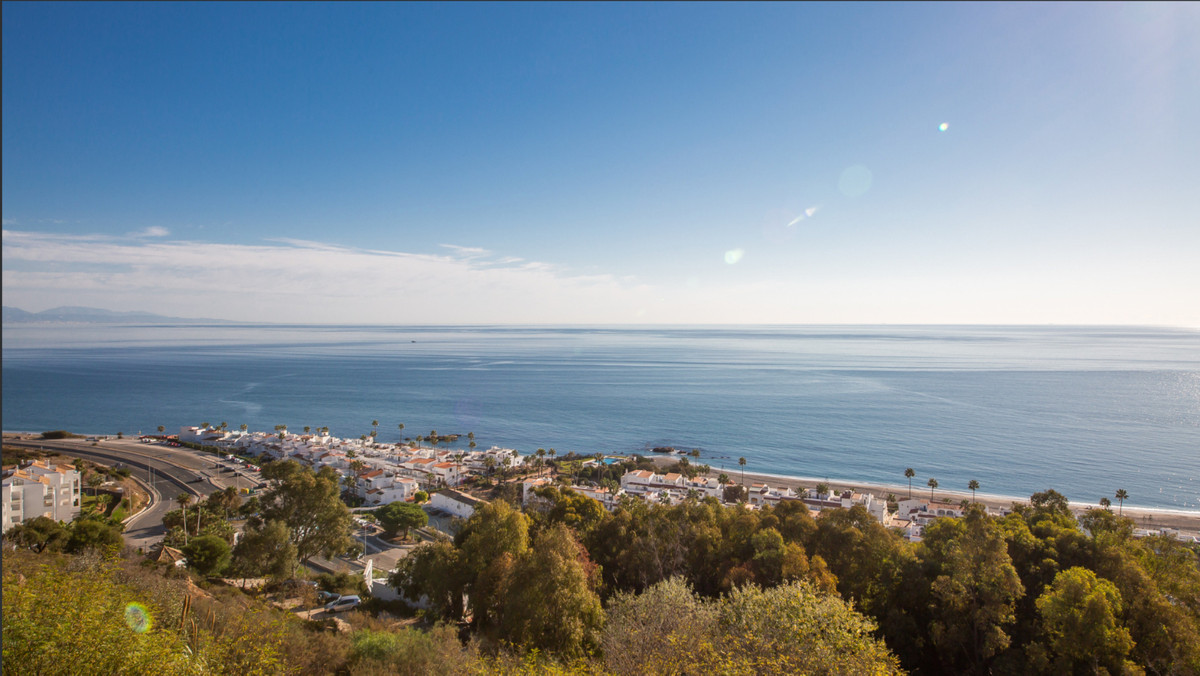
[2,306,234,324]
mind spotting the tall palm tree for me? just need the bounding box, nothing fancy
[537,448,547,471]
[927,477,939,502]
[968,479,980,503]
[905,468,915,499]
[157,425,165,434]
[738,457,747,486]
[176,493,193,545]
[240,423,247,432]
[303,426,311,435]
[1115,489,1129,515]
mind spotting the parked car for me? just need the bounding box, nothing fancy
[316,590,340,604]
[323,595,361,613]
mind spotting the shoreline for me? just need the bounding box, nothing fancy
[6,430,1198,534]
[650,457,1200,535]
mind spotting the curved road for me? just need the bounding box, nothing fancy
[4,438,225,550]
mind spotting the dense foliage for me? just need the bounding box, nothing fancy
[394,487,1200,675]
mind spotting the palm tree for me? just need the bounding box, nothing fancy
[738,457,747,486]
[157,425,165,434]
[905,468,915,499]
[201,421,211,430]
[927,477,939,502]
[718,473,730,486]
[537,448,546,472]
[303,426,311,435]
[240,423,247,432]
[219,422,228,432]
[1115,489,1129,515]
[968,479,980,503]
[1100,497,1112,510]
[372,420,379,438]
[176,493,193,545]
[398,423,405,442]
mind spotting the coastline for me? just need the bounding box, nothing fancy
[664,458,1200,535]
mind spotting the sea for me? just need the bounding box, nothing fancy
[2,324,1198,513]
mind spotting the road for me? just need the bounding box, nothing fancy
[4,438,224,550]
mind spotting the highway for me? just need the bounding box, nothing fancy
[4,438,228,550]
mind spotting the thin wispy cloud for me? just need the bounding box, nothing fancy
[128,226,170,238]
[0,230,671,324]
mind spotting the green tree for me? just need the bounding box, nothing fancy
[390,540,468,621]
[231,519,297,580]
[923,507,1025,674]
[5,516,68,553]
[499,523,604,659]
[1099,496,1112,510]
[413,490,429,504]
[718,581,903,675]
[1114,489,1129,516]
[157,425,165,434]
[968,479,980,503]
[602,577,719,675]
[905,467,916,498]
[258,460,354,574]
[175,493,193,545]
[928,477,939,501]
[64,518,123,555]
[738,456,747,486]
[1033,566,1134,674]
[375,501,428,539]
[183,534,232,576]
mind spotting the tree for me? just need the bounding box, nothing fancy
[86,473,103,497]
[175,493,193,545]
[65,518,123,554]
[375,501,428,539]
[303,426,311,435]
[413,490,429,504]
[259,460,354,574]
[5,516,68,553]
[905,467,916,499]
[1114,489,1128,516]
[968,479,980,503]
[183,534,232,576]
[739,456,747,486]
[816,482,831,498]
[718,473,730,486]
[602,577,719,675]
[391,540,468,621]
[1033,567,1134,674]
[232,519,297,580]
[1099,496,1112,510]
[499,523,604,659]
[240,423,248,432]
[157,425,165,434]
[924,507,1025,674]
[928,477,939,501]
[718,581,902,675]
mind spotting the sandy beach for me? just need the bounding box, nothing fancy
[647,457,1200,537]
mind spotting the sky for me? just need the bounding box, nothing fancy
[3,2,1199,326]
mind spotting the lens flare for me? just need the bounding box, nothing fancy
[124,602,152,633]
[939,122,949,132]
[838,165,873,197]
[724,249,745,265]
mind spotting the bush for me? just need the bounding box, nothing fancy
[40,430,81,440]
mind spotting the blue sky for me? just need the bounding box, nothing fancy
[4,2,1198,325]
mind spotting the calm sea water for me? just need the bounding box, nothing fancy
[3,324,1198,512]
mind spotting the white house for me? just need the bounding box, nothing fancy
[428,489,486,520]
[2,461,82,528]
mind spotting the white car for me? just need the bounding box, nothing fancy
[323,595,361,613]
